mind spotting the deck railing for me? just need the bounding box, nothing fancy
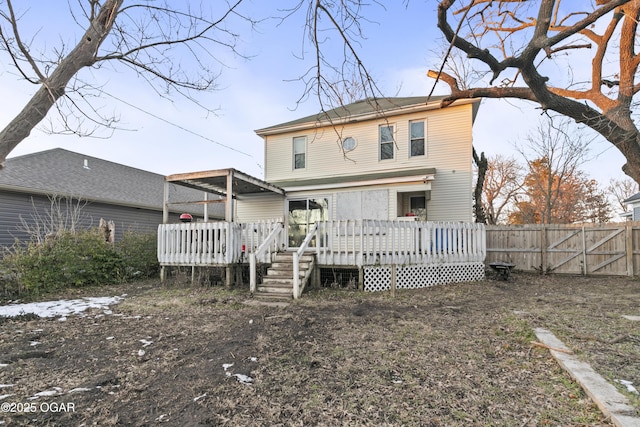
[158,220,485,268]
[315,220,486,266]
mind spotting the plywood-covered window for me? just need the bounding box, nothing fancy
[293,136,306,169]
[409,120,425,157]
[379,125,394,160]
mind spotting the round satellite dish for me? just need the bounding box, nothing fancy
[342,137,357,152]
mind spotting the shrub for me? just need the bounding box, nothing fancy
[116,231,159,280]
[0,229,159,298]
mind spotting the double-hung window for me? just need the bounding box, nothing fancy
[410,120,425,157]
[293,136,306,169]
[379,124,394,160]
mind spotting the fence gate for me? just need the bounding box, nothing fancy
[486,223,635,276]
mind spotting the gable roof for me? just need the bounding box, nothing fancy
[255,96,480,136]
[0,148,214,214]
[623,192,640,204]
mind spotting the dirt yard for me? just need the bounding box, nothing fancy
[0,272,638,426]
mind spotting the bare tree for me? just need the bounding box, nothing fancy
[428,0,640,184]
[515,117,589,224]
[607,177,639,213]
[17,195,89,244]
[482,155,524,225]
[0,0,255,167]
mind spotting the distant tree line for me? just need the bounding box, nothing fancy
[474,117,638,225]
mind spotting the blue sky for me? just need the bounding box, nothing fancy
[0,1,627,186]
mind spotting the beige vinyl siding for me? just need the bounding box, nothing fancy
[236,194,285,222]
[264,104,474,184]
[428,170,473,221]
[262,102,474,223]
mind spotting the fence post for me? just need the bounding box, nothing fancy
[581,226,587,275]
[541,225,547,274]
[626,222,634,277]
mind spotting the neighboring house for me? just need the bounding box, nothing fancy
[158,97,486,296]
[0,148,221,248]
[622,192,640,220]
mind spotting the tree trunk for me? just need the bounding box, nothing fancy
[473,147,488,224]
[0,0,123,167]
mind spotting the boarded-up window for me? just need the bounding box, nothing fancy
[336,190,388,220]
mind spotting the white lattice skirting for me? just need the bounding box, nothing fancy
[363,262,485,292]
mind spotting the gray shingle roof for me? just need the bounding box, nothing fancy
[623,192,640,204]
[255,96,449,135]
[0,148,216,215]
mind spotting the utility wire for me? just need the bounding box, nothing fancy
[101,91,253,157]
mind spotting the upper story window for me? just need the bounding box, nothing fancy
[379,124,394,160]
[293,136,306,169]
[410,120,425,157]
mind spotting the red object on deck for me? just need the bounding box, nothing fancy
[179,213,193,223]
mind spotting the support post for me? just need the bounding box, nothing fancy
[390,264,396,297]
[293,252,300,299]
[358,267,364,291]
[162,181,170,224]
[225,169,234,222]
[626,222,634,277]
[250,253,257,293]
[225,266,232,288]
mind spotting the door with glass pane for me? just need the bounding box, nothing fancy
[287,198,329,248]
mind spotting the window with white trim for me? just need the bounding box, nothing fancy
[293,136,306,169]
[379,124,394,160]
[410,120,425,157]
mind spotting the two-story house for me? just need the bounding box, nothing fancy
[239,96,479,240]
[158,96,485,298]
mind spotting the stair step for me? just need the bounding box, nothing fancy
[261,278,294,287]
[253,292,292,302]
[266,270,308,277]
[270,261,312,269]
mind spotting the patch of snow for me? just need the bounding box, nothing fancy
[106,336,115,340]
[29,387,63,400]
[138,349,146,357]
[156,414,169,422]
[139,339,152,347]
[622,315,640,321]
[0,385,14,388]
[616,379,639,394]
[0,296,123,319]
[248,357,258,362]
[233,374,253,385]
[29,341,40,347]
[249,319,253,324]
[0,394,14,400]
[68,388,92,394]
[222,363,234,372]
[193,393,207,402]
[0,364,8,368]
[58,317,67,322]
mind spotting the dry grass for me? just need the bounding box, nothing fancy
[0,274,638,426]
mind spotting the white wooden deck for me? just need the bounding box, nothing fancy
[157,220,487,293]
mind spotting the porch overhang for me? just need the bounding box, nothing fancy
[270,167,436,192]
[163,168,285,222]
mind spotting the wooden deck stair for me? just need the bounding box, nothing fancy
[253,252,315,302]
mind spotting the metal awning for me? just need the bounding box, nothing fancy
[163,168,284,222]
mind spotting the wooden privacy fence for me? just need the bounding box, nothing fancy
[486,222,640,276]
